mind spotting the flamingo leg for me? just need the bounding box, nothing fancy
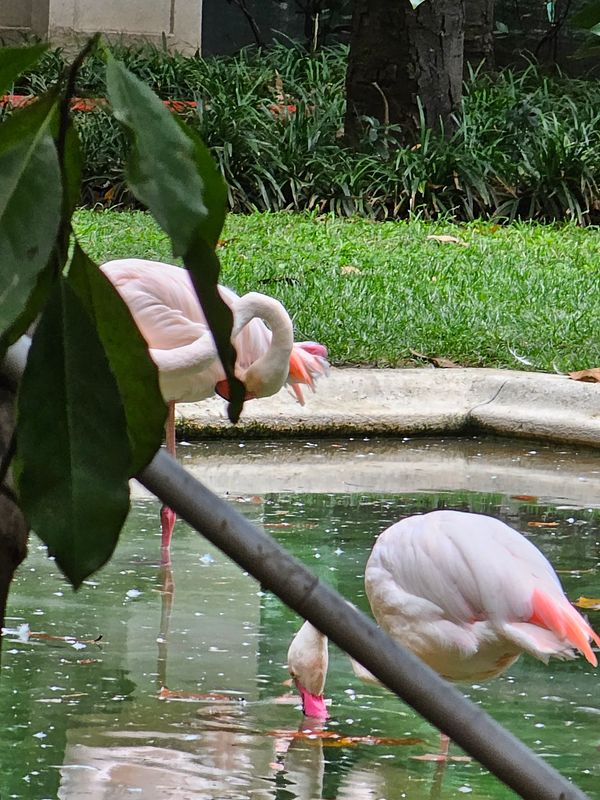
[157,559,175,691]
[160,401,177,556]
[412,731,468,763]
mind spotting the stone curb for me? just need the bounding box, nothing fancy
[174,368,600,448]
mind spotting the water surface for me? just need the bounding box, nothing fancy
[2,437,599,799]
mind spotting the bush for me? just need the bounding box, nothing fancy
[10,42,600,223]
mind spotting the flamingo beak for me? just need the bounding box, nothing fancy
[296,681,329,720]
[215,379,256,401]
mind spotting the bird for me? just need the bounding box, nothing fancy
[287,509,600,732]
[101,258,329,553]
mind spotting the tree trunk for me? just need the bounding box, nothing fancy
[464,0,495,75]
[344,0,464,144]
[0,379,29,655]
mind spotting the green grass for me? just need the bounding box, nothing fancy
[74,209,600,373]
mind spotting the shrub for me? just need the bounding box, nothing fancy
[9,42,600,222]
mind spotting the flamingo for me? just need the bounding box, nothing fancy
[101,258,329,553]
[287,509,600,751]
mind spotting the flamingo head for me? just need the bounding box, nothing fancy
[287,620,330,719]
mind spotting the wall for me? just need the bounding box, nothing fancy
[0,0,49,42]
[0,0,203,53]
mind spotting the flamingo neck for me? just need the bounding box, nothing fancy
[233,292,294,397]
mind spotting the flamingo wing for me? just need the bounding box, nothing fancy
[365,510,599,680]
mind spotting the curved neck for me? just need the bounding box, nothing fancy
[233,292,294,397]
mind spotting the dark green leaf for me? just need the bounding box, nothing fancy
[185,235,245,423]
[105,55,241,422]
[0,43,48,96]
[173,116,228,248]
[68,244,166,474]
[105,56,226,255]
[16,278,131,587]
[0,94,61,339]
[1,265,54,347]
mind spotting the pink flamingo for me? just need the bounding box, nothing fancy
[101,258,328,553]
[288,510,600,752]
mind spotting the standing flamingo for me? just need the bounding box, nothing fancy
[101,258,329,553]
[288,510,600,742]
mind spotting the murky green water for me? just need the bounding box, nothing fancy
[1,438,599,799]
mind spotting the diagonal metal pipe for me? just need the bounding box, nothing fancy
[2,337,591,800]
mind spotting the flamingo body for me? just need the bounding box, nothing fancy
[101,259,328,405]
[101,258,328,551]
[365,510,599,682]
[288,510,599,717]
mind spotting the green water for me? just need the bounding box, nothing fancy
[1,443,599,799]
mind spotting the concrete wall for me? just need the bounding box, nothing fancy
[0,0,203,53]
[0,0,49,42]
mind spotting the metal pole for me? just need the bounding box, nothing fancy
[3,337,590,800]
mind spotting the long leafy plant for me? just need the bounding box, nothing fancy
[0,38,244,587]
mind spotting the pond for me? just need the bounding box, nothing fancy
[1,437,599,799]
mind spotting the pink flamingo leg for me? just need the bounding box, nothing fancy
[160,401,177,555]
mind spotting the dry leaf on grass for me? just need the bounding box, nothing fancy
[569,368,600,383]
[574,596,600,611]
[426,234,468,247]
[410,350,462,368]
[340,265,362,275]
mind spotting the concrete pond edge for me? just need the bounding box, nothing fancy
[174,367,600,449]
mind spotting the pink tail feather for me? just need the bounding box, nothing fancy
[287,342,329,404]
[529,588,600,666]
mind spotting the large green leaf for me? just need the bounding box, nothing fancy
[105,56,226,255]
[173,115,228,249]
[61,120,83,222]
[0,43,48,96]
[105,55,244,422]
[16,278,131,588]
[68,244,166,475]
[185,234,245,423]
[0,94,61,339]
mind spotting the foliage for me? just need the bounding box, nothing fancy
[75,208,600,375]
[9,42,600,224]
[0,40,243,587]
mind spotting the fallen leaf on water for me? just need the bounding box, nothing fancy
[412,754,472,762]
[263,522,319,530]
[527,521,560,528]
[511,495,538,502]
[569,368,600,383]
[266,729,423,747]
[159,686,234,702]
[76,658,100,666]
[263,522,292,529]
[410,350,462,369]
[574,597,600,611]
[426,234,468,247]
[29,631,102,647]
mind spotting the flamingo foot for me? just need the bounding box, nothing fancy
[160,505,176,552]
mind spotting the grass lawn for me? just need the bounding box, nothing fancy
[74,209,600,373]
